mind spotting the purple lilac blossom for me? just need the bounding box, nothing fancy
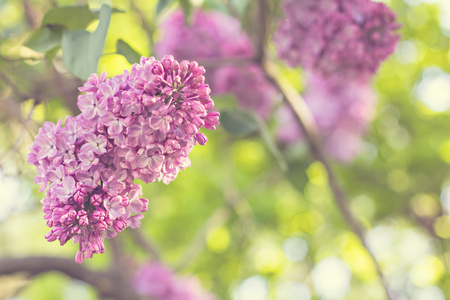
[155,10,252,62]
[277,74,376,162]
[275,0,400,80]
[155,10,278,119]
[27,55,219,263]
[133,262,216,300]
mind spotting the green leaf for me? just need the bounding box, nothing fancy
[156,0,176,14]
[45,46,61,63]
[116,39,141,64]
[91,7,125,16]
[42,5,97,30]
[25,26,63,52]
[211,94,238,112]
[220,109,259,137]
[221,109,288,172]
[62,4,112,80]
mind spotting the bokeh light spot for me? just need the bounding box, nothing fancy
[433,216,450,238]
[312,257,351,299]
[275,282,311,300]
[206,227,230,253]
[306,162,327,186]
[233,276,269,300]
[416,67,450,112]
[411,193,440,217]
[282,237,308,263]
[411,256,445,286]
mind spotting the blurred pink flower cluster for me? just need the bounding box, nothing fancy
[133,262,216,300]
[275,0,400,80]
[155,10,278,119]
[275,0,399,161]
[27,55,219,263]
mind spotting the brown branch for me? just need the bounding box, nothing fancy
[255,0,270,63]
[262,60,397,300]
[0,257,140,300]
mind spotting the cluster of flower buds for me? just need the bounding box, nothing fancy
[133,262,216,300]
[28,56,219,263]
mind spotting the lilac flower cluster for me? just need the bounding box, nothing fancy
[27,56,219,263]
[277,75,376,162]
[275,0,400,79]
[155,10,278,119]
[133,262,216,300]
[155,10,252,61]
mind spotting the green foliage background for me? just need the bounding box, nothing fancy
[0,0,450,299]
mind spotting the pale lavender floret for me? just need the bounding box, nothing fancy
[47,165,65,186]
[274,0,400,79]
[104,196,126,219]
[277,74,376,162]
[78,93,104,120]
[133,262,216,300]
[80,133,107,155]
[78,152,99,170]
[78,72,106,93]
[28,55,218,263]
[75,164,103,187]
[62,116,79,144]
[34,166,48,192]
[53,176,76,203]
[101,113,124,136]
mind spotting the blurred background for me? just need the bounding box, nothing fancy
[1,0,450,299]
